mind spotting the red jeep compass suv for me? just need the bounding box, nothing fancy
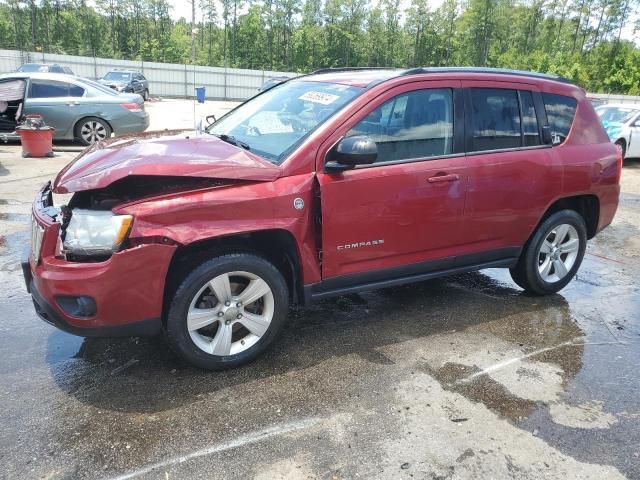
[23,67,621,370]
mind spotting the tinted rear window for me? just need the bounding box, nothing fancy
[469,88,521,152]
[29,80,69,98]
[543,93,577,145]
[69,84,85,97]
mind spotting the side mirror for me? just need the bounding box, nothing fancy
[325,135,377,172]
[206,114,216,125]
[542,125,553,145]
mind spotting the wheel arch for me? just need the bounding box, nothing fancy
[613,137,627,157]
[163,229,304,322]
[537,194,600,240]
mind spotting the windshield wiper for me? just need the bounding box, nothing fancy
[213,134,251,151]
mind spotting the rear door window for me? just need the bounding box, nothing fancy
[542,93,577,145]
[29,80,70,98]
[468,88,521,152]
[347,88,454,163]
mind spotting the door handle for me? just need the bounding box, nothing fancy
[427,173,460,183]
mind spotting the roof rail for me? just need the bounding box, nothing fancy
[311,67,398,74]
[401,67,573,84]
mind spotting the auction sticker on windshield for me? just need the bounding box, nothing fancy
[299,91,340,105]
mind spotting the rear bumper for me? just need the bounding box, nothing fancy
[596,184,620,234]
[112,111,150,135]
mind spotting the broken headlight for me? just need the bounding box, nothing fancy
[62,209,133,257]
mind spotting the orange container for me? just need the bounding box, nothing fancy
[16,126,55,158]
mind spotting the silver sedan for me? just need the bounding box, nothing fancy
[0,72,149,145]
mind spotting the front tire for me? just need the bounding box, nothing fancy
[510,210,587,295]
[165,253,289,370]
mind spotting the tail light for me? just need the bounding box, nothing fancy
[615,147,623,183]
[121,103,143,113]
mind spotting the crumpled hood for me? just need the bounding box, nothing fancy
[53,131,282,193]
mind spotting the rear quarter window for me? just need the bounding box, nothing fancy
[543,93,577,145]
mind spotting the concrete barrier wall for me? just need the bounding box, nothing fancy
[0,49,296,100]
[589,93,640,105]
[2,49,640,104]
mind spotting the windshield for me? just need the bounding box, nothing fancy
[208,81,362,163]
[18,64,47,72]
[596,106,640,124]
[103,72,131,82]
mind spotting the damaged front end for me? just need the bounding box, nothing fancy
[44,131,282,261]
[55,175,238,262]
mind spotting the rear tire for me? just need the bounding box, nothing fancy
[165,253,289,370]
[509,210,587,295]
[75,117,111,146]
[143,89,149,101]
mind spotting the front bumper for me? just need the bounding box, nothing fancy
[25,184,175,337]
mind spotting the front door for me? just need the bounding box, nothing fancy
[318,81,468,280]
[628,114,640,158]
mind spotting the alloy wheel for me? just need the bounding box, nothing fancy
[537,223,580,283]
[80,121,108,144]
[187,271,274,356]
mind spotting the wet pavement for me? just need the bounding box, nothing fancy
[0,142,639,479]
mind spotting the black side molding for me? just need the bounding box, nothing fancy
[303,247,521,304]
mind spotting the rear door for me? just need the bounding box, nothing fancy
[318,80,468,280]
[23,79,80,136]
[459,81,557,259]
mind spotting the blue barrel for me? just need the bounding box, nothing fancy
[195,86,206,103]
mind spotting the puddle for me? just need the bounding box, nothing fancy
[45,331,85,365]
[0,230,29,271]
[424,361,538,422]
[0,212,29,222]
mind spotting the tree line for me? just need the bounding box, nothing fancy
[0,0,639,94]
